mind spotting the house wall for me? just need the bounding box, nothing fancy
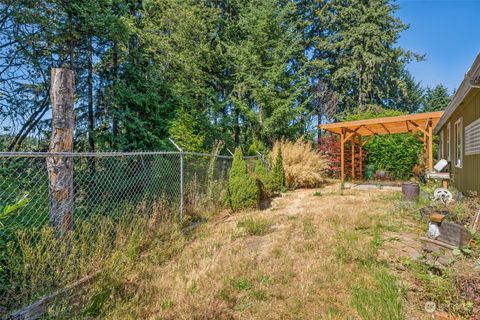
[438,89,480,194]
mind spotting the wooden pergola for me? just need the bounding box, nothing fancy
[319,111,444,181]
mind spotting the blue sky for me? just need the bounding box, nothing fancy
[396,0,480,93]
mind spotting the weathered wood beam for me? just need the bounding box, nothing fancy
[46,68,75,234]
[9,271,99,320]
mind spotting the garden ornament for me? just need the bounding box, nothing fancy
[432,188,453,204]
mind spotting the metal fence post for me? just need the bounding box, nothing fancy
[168,138,184,222]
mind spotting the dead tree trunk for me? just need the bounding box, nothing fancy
[47,68,75,234]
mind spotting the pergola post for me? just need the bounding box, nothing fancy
[422,134,427,166]
[340,128,345,181]
[358,135,363,180]
[428,119,433,171]
[351,134,355,182]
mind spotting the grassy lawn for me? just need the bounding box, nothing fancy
[82,184,476,319]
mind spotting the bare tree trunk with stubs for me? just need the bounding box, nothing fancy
[47,68,75,234]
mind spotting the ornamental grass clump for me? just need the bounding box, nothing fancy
[227,148,260,211]
[271,138,326,189]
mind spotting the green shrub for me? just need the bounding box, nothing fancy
[254,159,272,192]
[270,146,286,192]
[254,159,269,183]
[227,148,260,211]
[343,106,423,180]
[364,134,422,180]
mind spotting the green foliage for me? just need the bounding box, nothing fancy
[329,0,423,114]
[227,148,260,211]
[168,107,207,152]
[396,72,425,113]
[237,217,273,236]
[341,105,405,122]
[421,84,451,112]
[270,147,286,192]
[343,106,423,180]
[0,194,29,228]
[351,269,404,320]
[247,138,267,156]
[2,0,429,153]
[403,259,474,318]
[254,159,270,185]
[365,134,422,180]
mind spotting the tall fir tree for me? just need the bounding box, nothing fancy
[422,85,451,112]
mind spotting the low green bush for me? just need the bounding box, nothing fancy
[254,159,269,185]
[270,147,286,192]
[226,148,260,211]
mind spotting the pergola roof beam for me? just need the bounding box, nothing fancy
[320,111,443,137]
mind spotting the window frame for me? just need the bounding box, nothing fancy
[454,118,463,168]
[446,122,451,162]
[439,129,444,159]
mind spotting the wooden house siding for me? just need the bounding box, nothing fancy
[438,89,480,194]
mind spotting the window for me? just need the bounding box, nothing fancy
[454,118,463,168]
[465,117,480,155]
[439,130,443,159]
[446,123,451,161]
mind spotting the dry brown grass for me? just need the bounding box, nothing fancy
[84,184,422,319]
[271,138,326,189]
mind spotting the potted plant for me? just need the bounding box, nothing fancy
[375,166,387,180]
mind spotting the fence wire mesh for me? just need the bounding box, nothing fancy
[0,151,258,315]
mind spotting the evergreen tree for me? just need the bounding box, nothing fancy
[168,107,208,152]
[422,85,451,112]
[396,72,424,113]
[0,0,426,152]
[254,159,269,181]
[254,158,271,191]
[227,147,260,211]
[329,0,422,114]
[271,146,286,192]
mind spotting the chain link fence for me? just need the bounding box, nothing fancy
[0,151,258,315]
